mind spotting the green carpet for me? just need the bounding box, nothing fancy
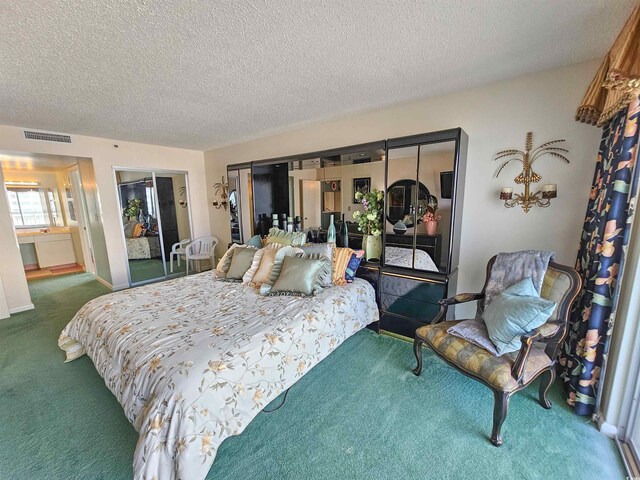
[0,274,625,479]
[128,258,187,284]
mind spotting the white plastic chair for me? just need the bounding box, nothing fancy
[185,236,219,275]
[170,239,191,273]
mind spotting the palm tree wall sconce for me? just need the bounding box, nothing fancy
[495,132,569,213]
[212,176,229,210]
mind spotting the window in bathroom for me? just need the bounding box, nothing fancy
[6,187,57,228]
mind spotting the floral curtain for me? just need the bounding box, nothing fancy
[560,96,640,416]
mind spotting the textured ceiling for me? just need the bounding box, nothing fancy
[0,0,635,151]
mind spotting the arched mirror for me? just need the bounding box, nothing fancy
[386,180,436,230]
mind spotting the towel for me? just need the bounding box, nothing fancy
[484,250,554,307]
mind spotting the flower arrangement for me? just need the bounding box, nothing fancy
[353,188,383,236]
[123,198,142,220]
[418,206,442,224]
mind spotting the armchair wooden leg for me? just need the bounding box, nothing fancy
[538,368,555,410]
[412,337,424,376]
[491,391,510,446]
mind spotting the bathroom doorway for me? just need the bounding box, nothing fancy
[0,152,101,281]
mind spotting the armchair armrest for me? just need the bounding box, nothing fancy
[432,292,484,324]
[510,321,564,382]
[438,292,484,307]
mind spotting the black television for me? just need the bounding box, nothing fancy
[440,171,454,199]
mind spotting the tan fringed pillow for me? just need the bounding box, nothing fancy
[332,247,355,286]
[242,243,283,285]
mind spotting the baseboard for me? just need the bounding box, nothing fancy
[96,275,129,291]
[95,276,113,290]
[598,415,618,438]
[9,303,35,314]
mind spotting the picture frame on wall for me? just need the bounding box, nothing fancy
[353,177,371,203]
[389,185,405,208]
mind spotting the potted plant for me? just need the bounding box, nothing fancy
[123,199,142,221]
[353,188,383,261]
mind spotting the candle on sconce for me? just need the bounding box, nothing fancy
[541,183,557,199]
[500,187,513,200]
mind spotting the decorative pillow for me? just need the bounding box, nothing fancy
[224,247,258,281]
[246,235,263,249]
[265,227,307,247]
[123,221,136,238]
[259,246,305,295]
[132,223,144,238]
[447,318,499,356]
[242,243,283,285]
[482,277,557,355]
[299,243,335,287]
[264,255,331,297]
[215,244,257,278]
[345,250,365,283]
[332,247,355,286]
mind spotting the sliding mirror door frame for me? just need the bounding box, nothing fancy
[113,167,194,286]
[383,128,467,278]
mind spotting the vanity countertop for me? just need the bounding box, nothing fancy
[16,227,72,237]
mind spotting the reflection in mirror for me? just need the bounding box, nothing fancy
[386,180,433,228]
[156,173,191,276]
[288,149,385,246]
[289,158,322,232]
[117,170,165,284]
[227,170,242,243]
[116,170,192,285]
[417,141,455,271]
[385,146,418,269]
[227,167,253,243]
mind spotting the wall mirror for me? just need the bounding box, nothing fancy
[386,180,433,228]
[384,139,457,273]
[115,169,192,285]
[226,165,252,243]
[287,144,386,244]
[228,142,385,247]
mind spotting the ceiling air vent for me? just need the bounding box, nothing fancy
[23,130,72,143]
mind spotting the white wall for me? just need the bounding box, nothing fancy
[0,167,33,313]
[205,60,602,316]
[0,126,210,312]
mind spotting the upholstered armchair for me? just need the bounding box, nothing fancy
[412,256,581,446]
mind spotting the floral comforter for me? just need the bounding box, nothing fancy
[59,273,378,480]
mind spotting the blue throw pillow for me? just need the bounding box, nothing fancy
[482,277,556,355]
[246,235,263,249]
[345,253,363,283]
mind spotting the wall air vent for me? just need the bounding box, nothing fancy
[23,130,72,143]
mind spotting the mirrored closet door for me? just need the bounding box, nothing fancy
[384,139,457,273]
[115,169,192,286]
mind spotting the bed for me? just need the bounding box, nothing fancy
[126,236,162,260]
[59,273,378,480]
[384,246,438,271]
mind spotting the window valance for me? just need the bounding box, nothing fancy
[576,6,640,127]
